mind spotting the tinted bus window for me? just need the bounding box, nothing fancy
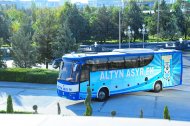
[80,64,89,82]
[125,56,139,68]
[139,55,154,67]
[86,58,108,71]
[108,57,125,70]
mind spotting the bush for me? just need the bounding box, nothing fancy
[111,111,116,117]
[0,110,32,114]
[163,106,170,120]
[7,95,13,113]
[84,87,92,116]
[140,109,143,118]
[0,68,58,84]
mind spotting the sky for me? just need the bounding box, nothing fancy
[71,0,88,3]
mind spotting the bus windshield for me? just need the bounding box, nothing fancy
[58,60,80,82]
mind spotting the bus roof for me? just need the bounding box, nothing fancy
[62,48,181,59]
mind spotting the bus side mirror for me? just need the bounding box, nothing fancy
[52,60,60,69]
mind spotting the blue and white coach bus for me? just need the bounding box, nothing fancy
[56,48,182,101]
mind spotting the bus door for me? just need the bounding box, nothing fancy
[79,64,90,99]
[162,54,173,87]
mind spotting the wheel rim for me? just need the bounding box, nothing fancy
[155,83,161,92]
[98,91,106,100]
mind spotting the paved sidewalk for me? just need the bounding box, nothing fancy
[0,115,190,126]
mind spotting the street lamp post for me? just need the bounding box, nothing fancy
[124,26,135,48]
[119,10,121,49]
[138,24,149,48]
[118,0,124,49]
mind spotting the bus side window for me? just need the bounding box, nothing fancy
[90,58,108,71]
[125,56,139,68]
[139,57,145,67]
[80,64,89,82]
[139,55,154,67]
[109,57,125,70]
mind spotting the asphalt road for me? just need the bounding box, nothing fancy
[0,51,190,121]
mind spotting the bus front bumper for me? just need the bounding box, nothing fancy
[57,80,80,100]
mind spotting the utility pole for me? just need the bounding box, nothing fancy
[119,10,121,49]
[157,0,160,43]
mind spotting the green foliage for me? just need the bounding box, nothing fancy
[0,38,7,68]
[60,3,87,43]
[157,0,179,40]
[0,68,58,84]
[7,95,14,113]
[123,0,144,41]
[172,0,185,37]
[52,19,78,58]
[140,109,143,118]
[6,9,25,33]
[0,110,6,113]
[84,86,92,116]
[10,16,37,68]
[1,0,190,48]
[0,110,32,114]
[0,12,10,42]
[32,9,58,67]
[13,111,33,114]
[163,106,170,120]
[111,111,116,117]
[91,6,114,43]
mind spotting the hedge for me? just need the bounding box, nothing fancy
[0,68,59,84]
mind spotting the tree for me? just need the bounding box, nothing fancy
[140,109,143,118]
[182,0,190,39]
[84,86,92,116]
[146,14,157,38]
[52,19,78,58]
[172,0,185,38]
[7,95,14,113]
[163,106,170,120]
[109,7,120,41]
[91,6,113,43]
[0,38,7,68]
[157,0,179,40]
[33,9,58,68]
[111,111,116,117]
[10,16,37,68]
[81,5,95,42]
[59,3,87,43]
[123,0,144,41]
[0,11,10,43]
[6,8,25,34]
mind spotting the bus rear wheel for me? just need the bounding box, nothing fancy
[154,81,162,93]
[97,88,108,102]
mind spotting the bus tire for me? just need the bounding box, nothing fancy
[97,88,108,102]
[154,81,162,93]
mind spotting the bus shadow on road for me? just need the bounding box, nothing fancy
[65,88,190,122]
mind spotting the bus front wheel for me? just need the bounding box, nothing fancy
[154,81,162,93]
[97,88,108,102]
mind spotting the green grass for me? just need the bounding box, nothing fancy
[0,110,33,114]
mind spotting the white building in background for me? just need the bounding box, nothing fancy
[0,0,68,8]
[0,0,178,9]
[165,0,176,4]
[88,0,122,7]
[87,0,177,7]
